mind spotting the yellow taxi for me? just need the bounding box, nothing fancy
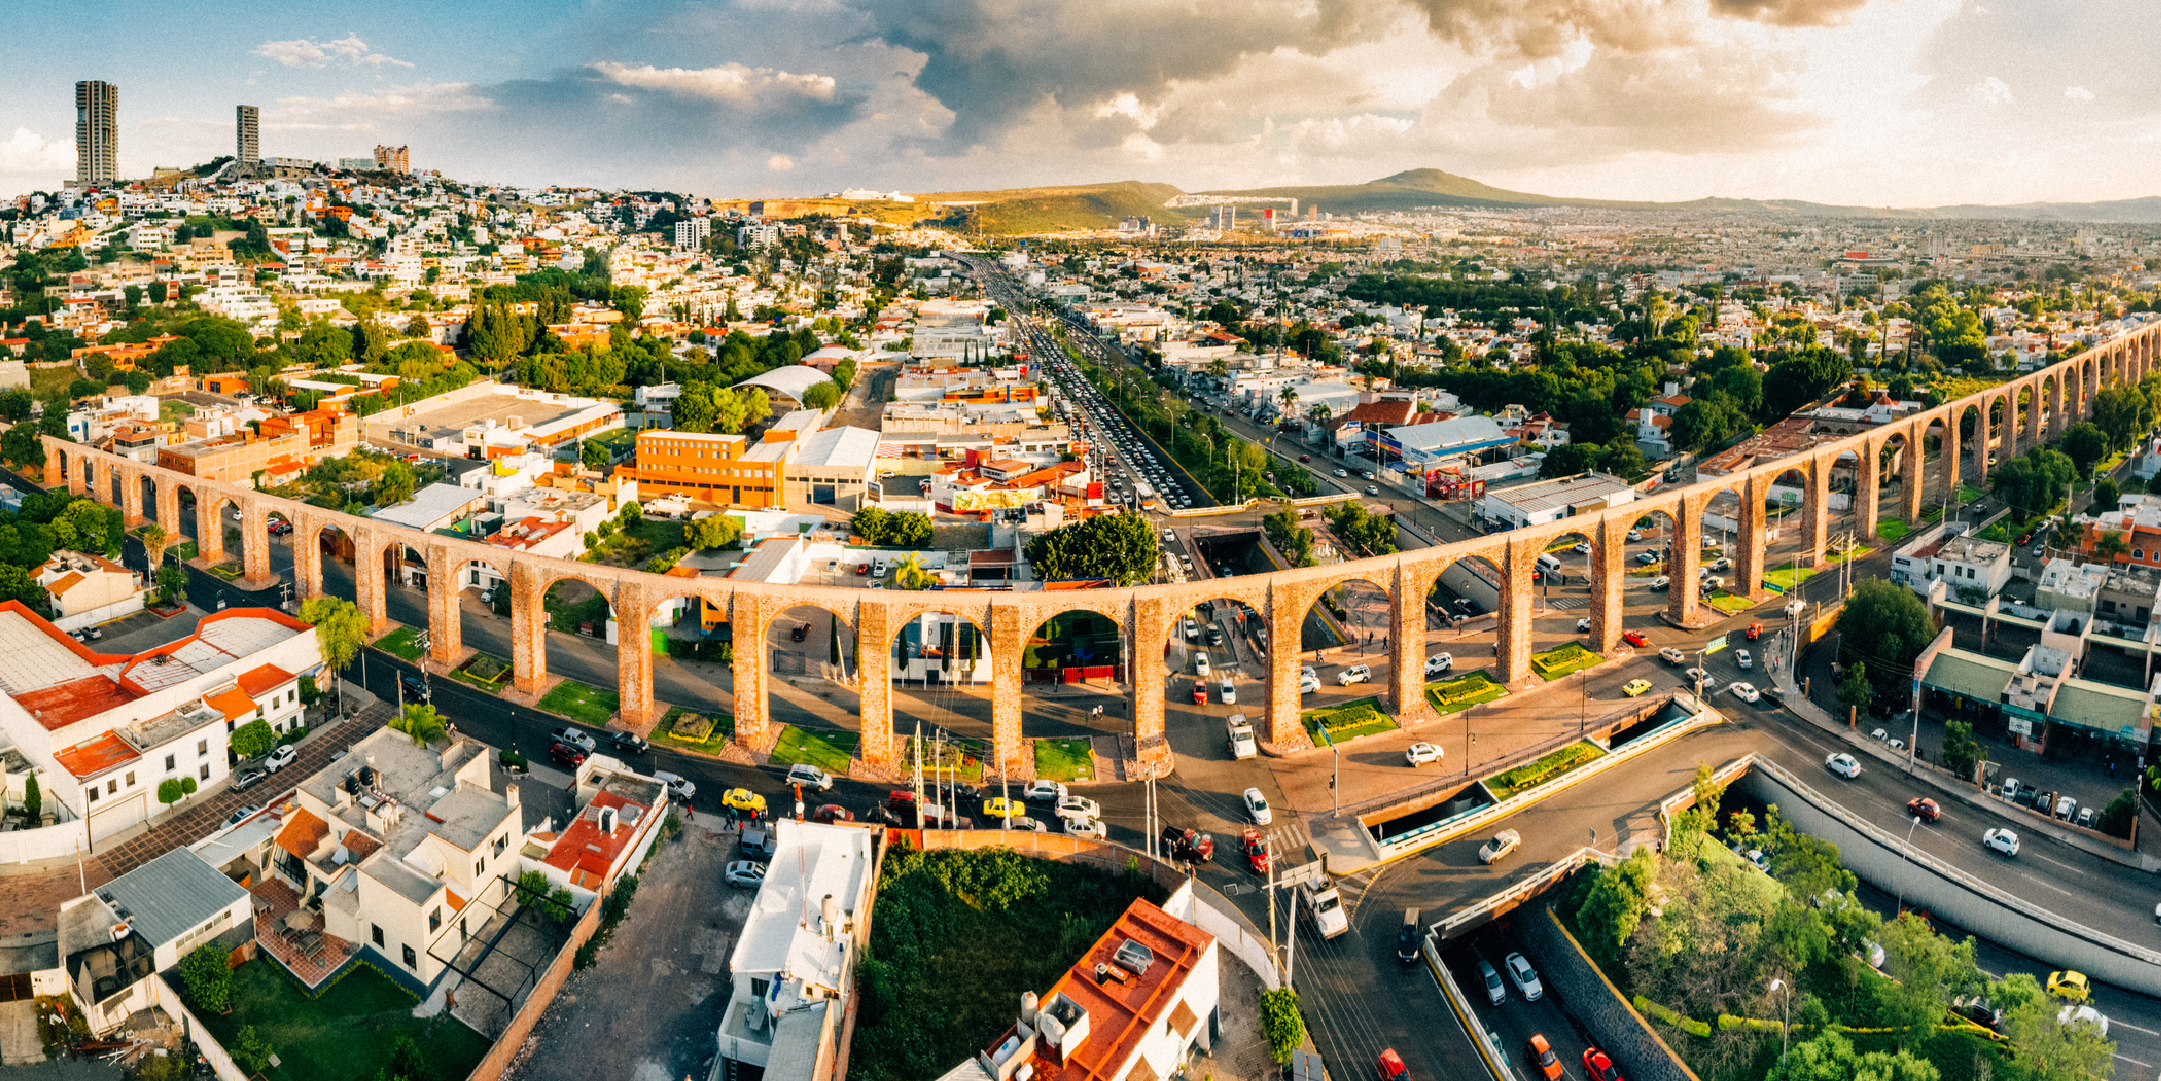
[2047,970,2090,1002]
[1622,679,1653,697]
[722,788,768,815]
[981,797,1022,820]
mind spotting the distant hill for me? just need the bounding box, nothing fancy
[906,181,1200,234]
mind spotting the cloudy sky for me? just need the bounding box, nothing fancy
[4,0,2158,207]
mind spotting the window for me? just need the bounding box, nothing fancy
[402,944,417,969]
[429,907,442,933]
[197,739,208,757]
[199,764,210,781]
[493,834,508,858]
[372,924,384,946]
[751,977,770,997]
[165,754,175,771]
[87,786,100,803]
[125,771,135,788]
[475,859,485,877]
[106,779,118,795]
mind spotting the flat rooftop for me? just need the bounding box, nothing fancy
[360,386,596,444]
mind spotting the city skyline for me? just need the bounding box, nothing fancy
[5,1,2161,207]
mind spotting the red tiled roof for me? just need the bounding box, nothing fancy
[1002,899,1214,1081]
[236,664,294,698]
[55,731,140,779]
[275,808,329,861]
[544,791,648,879]
[16,675,139,730]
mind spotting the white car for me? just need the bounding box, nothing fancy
[1826,753,1863,779]
[1242,787,1273,825]
[1338,664,1372,686]
[263,744,298,773]
[1785,599,1807,617]
[1710,557,1731,571]
[1504,952,1544,1002]
[1193,652,1211,678]
[1659,647,1686,665]
[1424,653,1453,677]
[1576,617,1591,633]
[1022,780,1068,804]
[1735,649,1753,670]
[1479,830,1522,864]
[1405,742,1444,766]
[1650,575,1671,590]
[1299,673,1321,694]
[1219,678,1237,705]
[1983,828,2020,856]
[1683,668,1718,690]
[785,764,834,791]
[1183,618,1198,642]
[1063,817,1106,840]
[1729,681,1760,703]
[1572,542,1591,554]
[1054,795,1101,822]
[2059,1004,2110,1038]
[1626,529,1645,541]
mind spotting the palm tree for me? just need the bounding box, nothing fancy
[140,524,171,572]
[1279,385,1299,418]
[892,552,937,591]
[2094,529,2131,565]
[390,703,448,747]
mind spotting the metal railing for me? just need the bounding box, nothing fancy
[1433,845,1618,940]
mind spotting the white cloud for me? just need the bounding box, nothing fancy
[767,154,796,170]
[1969,75,2013,105]
[0,128,71,173]
[2065,85,2095,103]
[591,62,836,106]
[273,82,492,129]
[254,35,412,69]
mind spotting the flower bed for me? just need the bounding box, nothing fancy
[449,652,510,693]
[1301,696,1397,742]
[1484,741,1606,800]
[649,707,734,754]
[1425,671,1510,715]
[1529,642,1604,681]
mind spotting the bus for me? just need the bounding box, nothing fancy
[1135,481,1157,510]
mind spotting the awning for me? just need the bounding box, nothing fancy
[1918,649,2016,702]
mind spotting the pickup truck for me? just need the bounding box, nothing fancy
[1304,880,1350,939]
[1226,714,1257,760]
[549,727,596,753]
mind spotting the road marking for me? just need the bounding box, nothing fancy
[2018,873,2077,897]
[2111,1020,2161,1037]
[2030,852,2087,874]
[2112,1054,2151,1069]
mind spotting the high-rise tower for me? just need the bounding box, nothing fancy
[75,80,117,185]
[237,105,259,167]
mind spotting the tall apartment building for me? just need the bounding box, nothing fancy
[236,105,259,166]
[74,80,118,186]
[373,144,411,175]
[674,218,710,252]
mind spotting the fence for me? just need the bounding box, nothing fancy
[154,975,248,1081]
[1162,879,1281,991]
[0,816,88,864]
[460,890,605,1081]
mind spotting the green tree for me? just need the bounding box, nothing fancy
[2061,421,2110,478]
[374,459,417,507]
[2000,971,2114,1079]
[581,439,613,472]
[1670,396,1743,453]
[804,381,841,410]
[388,1035,430,1081]
[156,564,187,607]
[1837,660,1874,719]
[1259,988,1305,1064]
[686,514,743,550]
[1938,720,1981,782]
[1538,441,1601,479]
[156,775,198,817]
[2098,786,2139,837]
[1765,806,1858,899]
[1764,1030,1939,1081]
[389,703,447,746]
[231,1026,274,1075]
[2091,477,2121,511]
[299,596,369,713]
[1601,438,1646,479]
[1875,913,1978,1036]
[672,385,717,432]
[22,773,38,821]
[179,942,233,1013]
[1023,512,1161,585]
[2094,529,2131,564]
[1834,581,1937,683]
[0,425,44,469]
[1574,847,1655,970]
[230,719,276,760]
[0,388,31,420]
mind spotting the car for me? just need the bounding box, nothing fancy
[1571,542,1592,555]
[1576,617,1591,633]
[1298,672,1321,694]
[1504,952,1545,1001]
[1623,631,1649,647]
[1746,622,1763,640]
[1908,797,1940,822]
[1582,1048,1625,1081]
[1299,454,1311,462]
[1826,753,1862,779]
[549,726,596,753]
[1023,780,1068,803]
[1363,471,1376,480]
[1183,617,1199,641]
[1785,599,1807,617]
[1338,664,1372,685]
[1478,959,1508,1004]
[1205,624,1224,646]
[1702,575,1725,591]
[785,764,835,791]
[1710,557,1731,571]
[1063,817,1106,840]
[1405,742,1444,766]
[655,772,697,801]
[1735,649,1753,669]
[1683,668,1718,690]
[1637,551,1661,565]
[1333,468,1348,477]
[1219,678,1237,704]
[809,803,852,823]
[2055,795,2078,821]
[1160,826,1215,863]
[1982,827,2019,856]
[2017,532,2034,546]
[1650,576,1671,591]
[2078,806,2097,829]
[1005,815,1049,832]
[725,861,767,888]
[1193,652,1211,677]
[1193,680,1209,705]
[1227,714,1258,759]
[1623,678,1653,697]
[1730,681,1760,703]
[231,766,267,792]
[400,674,430,703]
[1660,646,1686,665]
[981,797,1023,820]
[223,804,262,828]
[722,788,768,815]
[789,621,809,642]
[1526,1035,1563,1080]
[1243,787,1273,825]
[1303,880,1349,938]
[548,742,587,768]
[2059,1003,2110,1038]
[1054,795,1101,822]
[2047,970,2090,1002]
[1366,485,1380,496]
[1424,652,1453,676]
[1478,829,1522,864]
[602,730,649,755]
[260,744,298,773]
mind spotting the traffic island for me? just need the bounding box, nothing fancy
[535,679,620,728]
[1529,643,1605,681]
[374,625,425,661]
[1033,737,1096,782]
[1425,671,1510,714]
[447,652,512,694]
[1301,696,1398,744]
[649,707,734,755]
[767,724,857,775]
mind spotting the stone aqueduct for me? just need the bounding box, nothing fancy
[37,327,2161,774]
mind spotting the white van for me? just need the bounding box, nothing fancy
[1536,552,1563,575]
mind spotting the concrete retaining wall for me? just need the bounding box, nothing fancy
[1740,756,2161,997]
[1522,904,1699,1081]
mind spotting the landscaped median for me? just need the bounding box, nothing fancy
[1484,741,1606,800]
[536,679,619,727]
[447,652,511,693]
[1034,737,1095,782]
[1703,589,1754,615]
[1301,695,1398,743]
[651,706,733,754]
[768,724,857,773]
[374,626,425,661]
[1530,643,1605,680]
[1425,671,1510,715]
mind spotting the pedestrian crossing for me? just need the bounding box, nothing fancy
[1548,598,1588,610]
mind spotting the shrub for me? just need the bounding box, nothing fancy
[297,674,321,707]
[500,750,527,772]
[1260,988,1305,1063]
[179,943,231,1013]
[230,719,276,760]
[231,1026,274,1074]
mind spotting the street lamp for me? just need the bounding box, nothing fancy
[1768,978,1792,1066]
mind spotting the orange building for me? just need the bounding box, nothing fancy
[616,429,791,508]
[201,373,249,396]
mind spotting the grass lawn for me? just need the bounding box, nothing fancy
[447,652,510,693]
[1425,671,1509,715]
[1484,741,1607,801]
[159,400,196,423]
[1957,484,1984,502]
[1763,566,1818,591]
[1824,544,1873,565]
[1529,642,1605,681]
[373,626,424,661]
[905,737,986,784]
[650,706,735,754]
[1033,737,1095,782]
[29,365,76,399]
[1706,590,1755,615]
[1920,506,1946,522]
[537,679,619,726]
[1301,696,1398,742]
[1874,519,1913,541]
[769,725,857,773]
[189,960,490,1081]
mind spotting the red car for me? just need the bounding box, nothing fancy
[1622,631,1648,647]
[1239,827,1270,873]
[1746,622,1763,641]
[1299,455,1311,463]
[1377,1048,1408,1081]
[2017,532,2034,546]
[548,742,586,768]
[854,563,871,575]
[1192,680,1208,705]
[811,803,854,824]
[1907,797,1940,822]
[1582,1048,1625,1081]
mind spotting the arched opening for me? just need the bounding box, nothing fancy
[1986,397,2006,467]
[1159,597,1264,760]
[765,603,862,756]
[304,517,359,603]
[887,608,993,752]
[137,473,160,528]
[1874,431,1916,534]
[205,493,243,570]
[1015,607,1127,783]
[535,573,622,717]
[639,586,732,735]
[1431,554,1502,680]
[1297,577,1394,733]
[1527,529,1596,651]
[2038,374,2059,441]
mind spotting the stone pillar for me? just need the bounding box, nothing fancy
[1802,456,1831,568]
[42,440,64,489]
[1736,473,1771,598]
[2022,382,2042,454]
[508,559,549,696]
[989,607,1026,777]
[66,450,86,497]
[353,524,388,635]
[855,599,894,766]
[2046,375,2065,445]
[424,542,462,666]
[1387,559,1439,725]
[1899,421,1925,525]
[1666,503,1703,626]
[119,465,144,527]
[1853,439,1880,542]
[1587,519,1630,654]
[615,577,655,732]
[1130,595,1174,766]
[1497,538,1539,683]
[293,513,324,601]
[238,499,275,588]
[91,459,112,508]
[730,591,773,750]
[195,491,224,565]
[1267,582,1305,748]
[155,477,180,537]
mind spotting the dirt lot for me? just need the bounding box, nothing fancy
[506,818,745,1081]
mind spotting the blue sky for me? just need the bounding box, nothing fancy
[6,0,2161,208]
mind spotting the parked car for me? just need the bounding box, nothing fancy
[548,742,587,768]
[602,730,649,755]
[789,622,810,642]
[1504,953,1545,1001]
[722,788,768,816]
[400,675,430,703]
[1636,551,1661,565]
[263,744,298,773]
[223,804,262,828]
[786,764,835,791]
[1405,742,1443,766]
[1983,828,2020,856]
[231,766,267,792]
[1338,664,1372,685]
[725,861,766,888]
[2055,795,2078,821]
[809,803,852,824]
[549,726,596,753]
[1063,817,1106,840]
[655,772,696,801]
[1242,787,1273,825]
[1054,795,1101,822]
[1424,652,1453,676]
[1479,829,1522,864]
[1159,826,1214,864]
